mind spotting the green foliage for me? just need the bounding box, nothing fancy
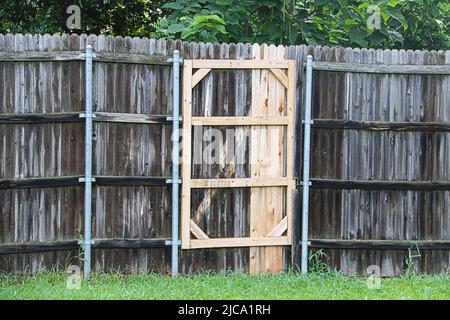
[2,271,450,299]
[0,1,448,50]
[176,15,227,42]
[159,0,252,42]
[0,0,165,37]
[157,0,449,49]
[403,247,421,279]
[308,249,331,274]
[149,17,174,39]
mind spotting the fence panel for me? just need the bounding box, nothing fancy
[0,34,449,276]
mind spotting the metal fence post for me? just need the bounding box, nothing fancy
[171,50,181,276]
[301,55,313,275]
[83,45,94,279]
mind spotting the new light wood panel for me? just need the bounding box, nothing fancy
[249,44,287,274]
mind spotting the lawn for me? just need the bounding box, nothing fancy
[1,271,450,300]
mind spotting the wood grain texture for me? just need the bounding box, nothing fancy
[308,46,450,276]
[189,220,209,240]
[267,217,288,237]
[190,177,288,188]
[249,44,288,274]
[184,52,293,265]
[191,116,289,126]
[1,33,449,275]
[190,236,289,249]
[312,61,450,74]
[181,59,193,250]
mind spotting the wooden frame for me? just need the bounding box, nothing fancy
[181,58,296,251]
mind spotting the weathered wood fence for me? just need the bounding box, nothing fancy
[1,33,449,276]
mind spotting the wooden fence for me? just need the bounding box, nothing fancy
[0,33,449,276]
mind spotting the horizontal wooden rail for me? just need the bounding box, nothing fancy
[309,239,450,250]
[0,238,172,255]
[311,179,450,191]
[94,112,172,124]
[192,116,289,126]
[312,62,450,75]
[0,240,79,254]
[313,119,450,132]
[93,238,172,249]
[95,176,169,186]
[94,52,173,65]
[190,178,288,188]
[0,176,81,189]
[3,238,449,254]
[0,51,85,62]
[192,59,291,69]
[0,112,82,124]
[189,236,290,249]
[0,176,171,190]
[0,112,174,124]
[0,51,175,65]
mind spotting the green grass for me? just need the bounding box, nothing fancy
[1,270,450,300]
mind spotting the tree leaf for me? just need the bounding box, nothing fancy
[349,29,369,47]
[162,2,183,10]
[167,23,185,34]
[384,9,405,24]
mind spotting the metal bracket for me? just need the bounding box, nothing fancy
[79,53,97,59]
[79,177,96,182]
[78,239,96,245]
[166,116,183,122]
[79,113,96,118]
[300,181,312,186]
[168,57,184,63]
[300,241,312,246]
[165,240,182,246]
[303,62,315,68]
[302,119,314,124]
[166,179,182,184]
